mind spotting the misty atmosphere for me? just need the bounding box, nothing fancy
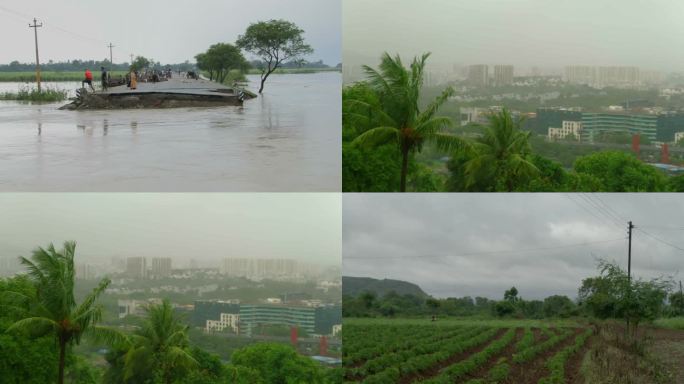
[344,0,683,77]
[343,193,683,300]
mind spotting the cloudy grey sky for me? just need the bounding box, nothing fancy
[0,193,340,266]
[344,194,684,300]
[0,0,340,65]
[344,0,684,73]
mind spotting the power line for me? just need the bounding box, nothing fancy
[635,227,684,252]
[578,194,624,228]
[593,194,627,222]
[344,237,626,259]
[563,194,623,231]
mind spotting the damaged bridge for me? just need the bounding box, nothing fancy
[60,76,257,110]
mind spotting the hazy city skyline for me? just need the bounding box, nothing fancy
[0,193,341,267]
[0,0,341,65]
[344,0,684,73]
[344,194,684,300]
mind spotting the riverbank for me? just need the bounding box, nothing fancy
[0,87,67,102]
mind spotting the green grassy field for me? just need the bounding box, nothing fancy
[0,87,68,102]
[654,316,684,330]
[0,71,128,82]
[246,67,340,75]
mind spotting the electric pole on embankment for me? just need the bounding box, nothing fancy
[29,17,43,92]
[627,221,634,283]
[108,42,115,64]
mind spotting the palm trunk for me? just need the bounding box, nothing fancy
[57,339,66,384]
[400,149,409,192]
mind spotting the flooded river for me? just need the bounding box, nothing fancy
[0,72,340,191]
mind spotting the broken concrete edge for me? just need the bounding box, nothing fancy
[59,90,256,110]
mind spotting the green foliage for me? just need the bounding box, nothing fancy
[542,295,578,318]
[130,56,152,72]
[236,19,313,93]
[229,343,326,384]
[195,43,249,83]
[578,260,672,337]
[573,151,668,191]
[345,53,468,191]
[5,241,112,384]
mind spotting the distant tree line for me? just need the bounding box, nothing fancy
[344,260,683,339]
[0,59,197,73]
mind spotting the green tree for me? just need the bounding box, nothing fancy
[236,19,313,93]
[573,151,668,191]
[195,43,249,84]
[130,56,152,72]
[0,276,58,384]
[503,287,519,303]
[349,52,468,191]
[114,299,198,384]
[463,109,539,191]
[5,242,114,384]
[229,343,325,384]
[542,295,576,318]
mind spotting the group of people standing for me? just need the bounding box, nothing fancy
[81,67,137,92]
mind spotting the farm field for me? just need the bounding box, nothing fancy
[342,318,684,384]
[0,71,128,82]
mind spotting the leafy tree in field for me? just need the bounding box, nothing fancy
[503,287,520,303]
[130,56,152,72]
[463,109,539,192]
[578,260,671,339]
[573,151,668,191]
[494,301,516,318]
[110,299,198,384]
[670,289,684,316]
[5,242,116,384]
[229,343,326,384]
[236,19,313,93]
[348,52,469,192]
[195,43,249,83]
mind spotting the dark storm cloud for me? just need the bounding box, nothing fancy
[343,194,684,300]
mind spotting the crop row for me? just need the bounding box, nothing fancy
[359,327,500,384]
[511,328,574,364]
[344,326,476,365]
[537,328,593,384]
[416,327,517,384]
[351,327,488,377]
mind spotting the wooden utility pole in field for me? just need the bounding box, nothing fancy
[29,18,43,92]
[627,221,634,283]
[108,42,115,64]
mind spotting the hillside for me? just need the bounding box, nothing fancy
[342,276,429,298]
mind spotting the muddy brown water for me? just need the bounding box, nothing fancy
[0,73,340,191]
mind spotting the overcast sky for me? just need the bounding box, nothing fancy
[344,0,684,73]
[0,0,340,65]
[344,194,684,300]
[0,193,340,267]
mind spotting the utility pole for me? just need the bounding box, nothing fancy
[28,18,43,92]
[130,54,135,64]
[627,221,634,283]
[108,43,115,64]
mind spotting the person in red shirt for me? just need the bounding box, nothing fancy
[82,68,95,92]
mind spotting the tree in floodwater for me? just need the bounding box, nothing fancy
[236,19,313,93]
[578,259,672,340]
[347,52,469,192]
[195,43,249,83]
[5,242,117,384]
[130,56,152,72]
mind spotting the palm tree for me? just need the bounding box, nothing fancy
[464,108,539,191]
[6,241,115,384]
[348,52,469,192]
[119,299,197,384]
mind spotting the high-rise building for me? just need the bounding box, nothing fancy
[151,257,172,277]
[76,263,96,280]
[581,113,658,142]
[467,64,489,86]
[564,65,596,86]
[126,257,147,278]
[493,65,514,86]
[221,258,302,280]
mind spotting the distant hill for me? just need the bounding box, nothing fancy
[343,276,429,298]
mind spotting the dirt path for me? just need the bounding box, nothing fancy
[646,327,684,384]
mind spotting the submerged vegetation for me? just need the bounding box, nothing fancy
[0,85,68,102]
